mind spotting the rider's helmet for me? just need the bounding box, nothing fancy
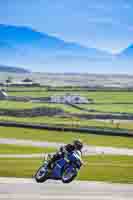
[73,140,83,151]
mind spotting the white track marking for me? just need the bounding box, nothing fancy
[0,138,133,156]
[0,153,48,158]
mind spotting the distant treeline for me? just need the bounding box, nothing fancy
[47,86,133,92]
[1,84,133,91]
[0,83,40,87]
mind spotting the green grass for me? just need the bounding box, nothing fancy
[1,116,133,131]
[0,101,58,110]
[2,91,133,114]
[0,101,46,110]
[0,115,81,126]
[0,126,133,149]
[7,91,133,103]
[80,104,133,114]
[82,91,133,103]
[0,101,84,113]
[0,157,41,178]
[0,155,133,183]
[78,155,133,183]
[0,144,56,154]
[7,91,67,97]
[2,100,133,114]
[6,86,47,92]
[1,115,133,132]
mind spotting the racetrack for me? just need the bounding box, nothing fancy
[1,138,133,156]
[0,177,133,200]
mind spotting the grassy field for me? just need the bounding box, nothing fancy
[1,100,133,114]
[1,116,133,131]
[7,91,133,103]
[0,101,85,113]
[80,104,133,114]
[0,126,133,149]
[0,101,46,109]
[7,91,66,97]
[84,91,133,103]
[6,87,47,92]
[4,90,133,115]
[2,90,133,114]
[78,155,133,183]
[0,155,132,183]
[0,89,133,184]
[0,144,55,154]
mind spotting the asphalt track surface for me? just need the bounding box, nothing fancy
[0,178,133,200]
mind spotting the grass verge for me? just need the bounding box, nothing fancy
[0,126,133,149]
[0,144,56,154]
[81,104,133,114]
[78,155,133,183]
[1,116,133,131]
[0,155,133,183]
[0,101,84,113]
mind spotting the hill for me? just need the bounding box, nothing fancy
[0,65,30,73]
[0,24,113,72]
[0,24,132,73]
[120,44,133,58]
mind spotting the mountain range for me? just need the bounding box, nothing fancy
[0,24,132,73]
[0,64,29,73]
[120,45,133,58]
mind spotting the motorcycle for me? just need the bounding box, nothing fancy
[34,150,83,183]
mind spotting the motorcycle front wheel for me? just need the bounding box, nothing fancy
[34,165,49,183]
[62,165,77,183]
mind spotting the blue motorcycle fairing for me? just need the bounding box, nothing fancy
[48,151,81,180]
[50,158,67,179]
[67,152,82,169]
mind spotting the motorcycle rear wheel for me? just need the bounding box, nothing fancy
[62,166,77,183]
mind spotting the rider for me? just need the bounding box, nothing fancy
[47,140,83,169]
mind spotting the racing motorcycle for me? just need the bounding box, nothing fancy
[34,150,83,183]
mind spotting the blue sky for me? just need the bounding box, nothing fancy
[1,0,133,53]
